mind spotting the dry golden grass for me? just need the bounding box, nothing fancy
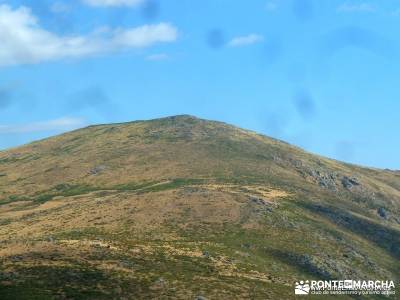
[0,115,399,299]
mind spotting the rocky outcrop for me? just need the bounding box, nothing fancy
[341,176,360,189]
[249,196,274,213]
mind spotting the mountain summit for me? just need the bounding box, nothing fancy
[0,115,399,299]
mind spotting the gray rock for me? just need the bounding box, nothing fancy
[195,296,208,300]
[303,168,338,191]
[249,196,273,212]
[250,196,264,205]
[89,165,106,175]
[341,176,360,189]
[377,207,388,219]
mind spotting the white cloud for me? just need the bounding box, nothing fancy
[228,34,264,47]
[337,3,376,13]
[0,5,178,67]
[146,53,169,61]
[82,0,144,7]
[0,117,86,134]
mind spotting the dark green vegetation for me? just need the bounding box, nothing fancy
[0,115,399,299]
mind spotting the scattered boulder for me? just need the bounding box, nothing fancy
[202,251,210,258]
[377,207,388,219]
[89,165,106,175]
[295,165,368,194]
[317,172,337,190]
[250,196,265,205]
[195,296,208,300]
[341,176,360,189]
[299,168,338,191]
[249,196,273,212]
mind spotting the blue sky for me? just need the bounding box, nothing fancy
[0,0,399,169]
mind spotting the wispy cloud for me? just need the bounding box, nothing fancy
[228,34,264,47]
[0,117,86,134]
[0,5,178,67]
[337,2,376,13]
[82,0,145,7]
[146,53,169,61]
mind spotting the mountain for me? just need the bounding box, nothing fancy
[0,115,399,299]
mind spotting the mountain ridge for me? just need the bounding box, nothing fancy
[2,114,390,172]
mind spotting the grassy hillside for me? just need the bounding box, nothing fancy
[0,115,399,299]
